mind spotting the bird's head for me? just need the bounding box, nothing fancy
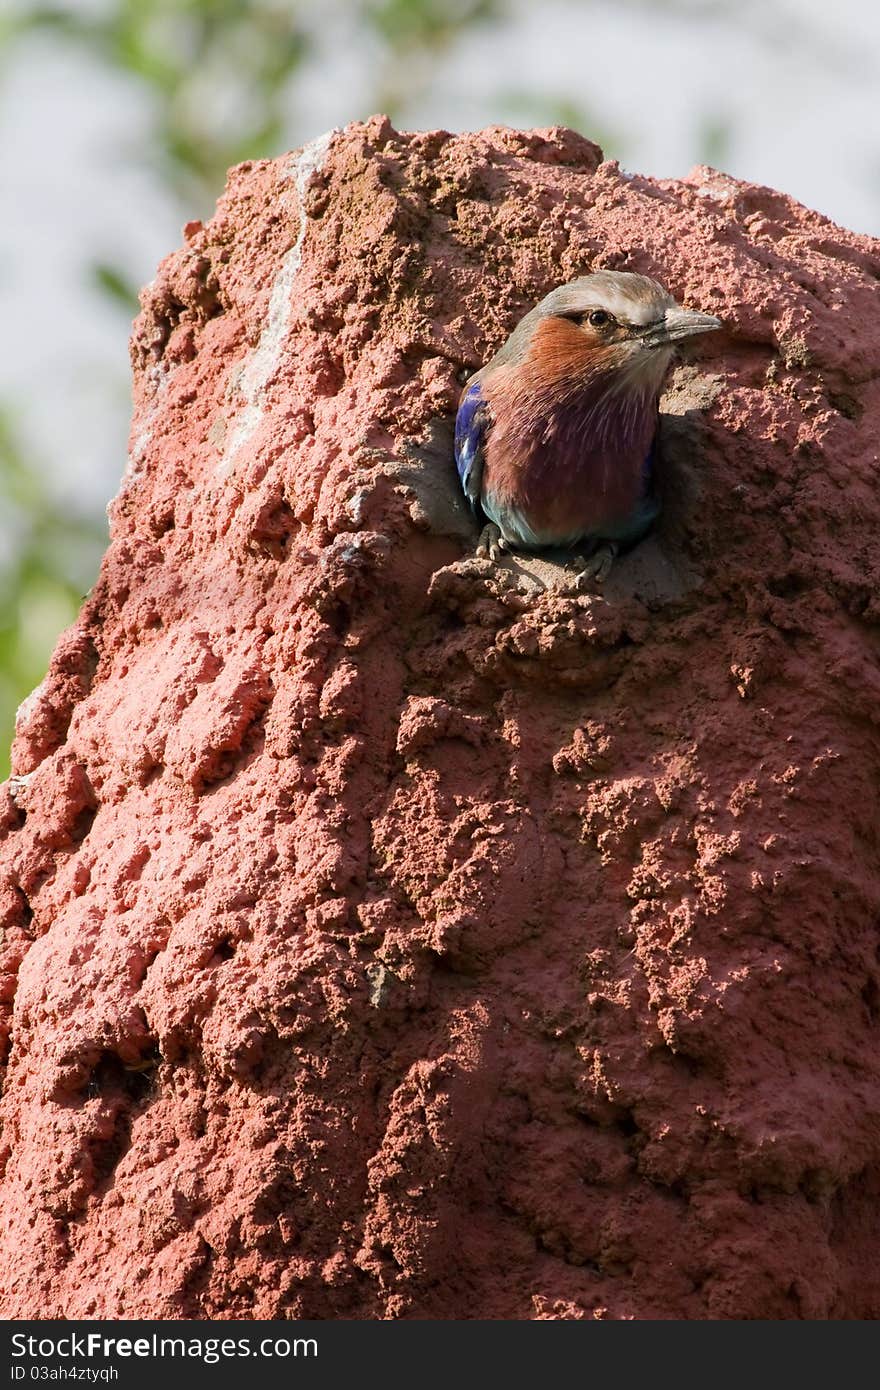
[525,271,721,397]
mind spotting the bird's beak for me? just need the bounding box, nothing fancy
[643,308,722,348]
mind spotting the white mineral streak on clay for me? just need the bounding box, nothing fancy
[114,361,175,507]
[14,680,47,736]
[218,129,337,475]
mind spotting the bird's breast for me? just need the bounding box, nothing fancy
[482,396,657,548]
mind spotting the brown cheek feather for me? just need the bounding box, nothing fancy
[529,316,594,379]
[525,317,628,390]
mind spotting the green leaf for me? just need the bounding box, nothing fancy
[91,261,141,315]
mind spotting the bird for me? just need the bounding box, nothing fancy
[454,271,721,583]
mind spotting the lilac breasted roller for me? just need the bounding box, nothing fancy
[454,271,721,582]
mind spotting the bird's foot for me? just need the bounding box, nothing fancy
[570,542,618,590]
[476,523,510,562]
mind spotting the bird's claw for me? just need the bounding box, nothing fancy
[570,543,618,590]
[476,523,509,562]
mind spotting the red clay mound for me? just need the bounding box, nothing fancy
[2,117,880,1319]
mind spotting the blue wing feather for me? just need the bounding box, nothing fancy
[454,381,490,516]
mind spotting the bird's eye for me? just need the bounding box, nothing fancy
[588,309,612,328]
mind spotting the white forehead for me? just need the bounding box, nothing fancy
[542,271,676,326]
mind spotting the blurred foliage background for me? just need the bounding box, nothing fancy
[0,0,877,778]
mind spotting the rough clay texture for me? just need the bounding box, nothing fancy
[2,117,880,1321]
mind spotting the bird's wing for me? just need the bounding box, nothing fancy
[454,380,491,517]
[641,439,656,498]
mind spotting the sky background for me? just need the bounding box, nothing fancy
[1,0,879,772]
